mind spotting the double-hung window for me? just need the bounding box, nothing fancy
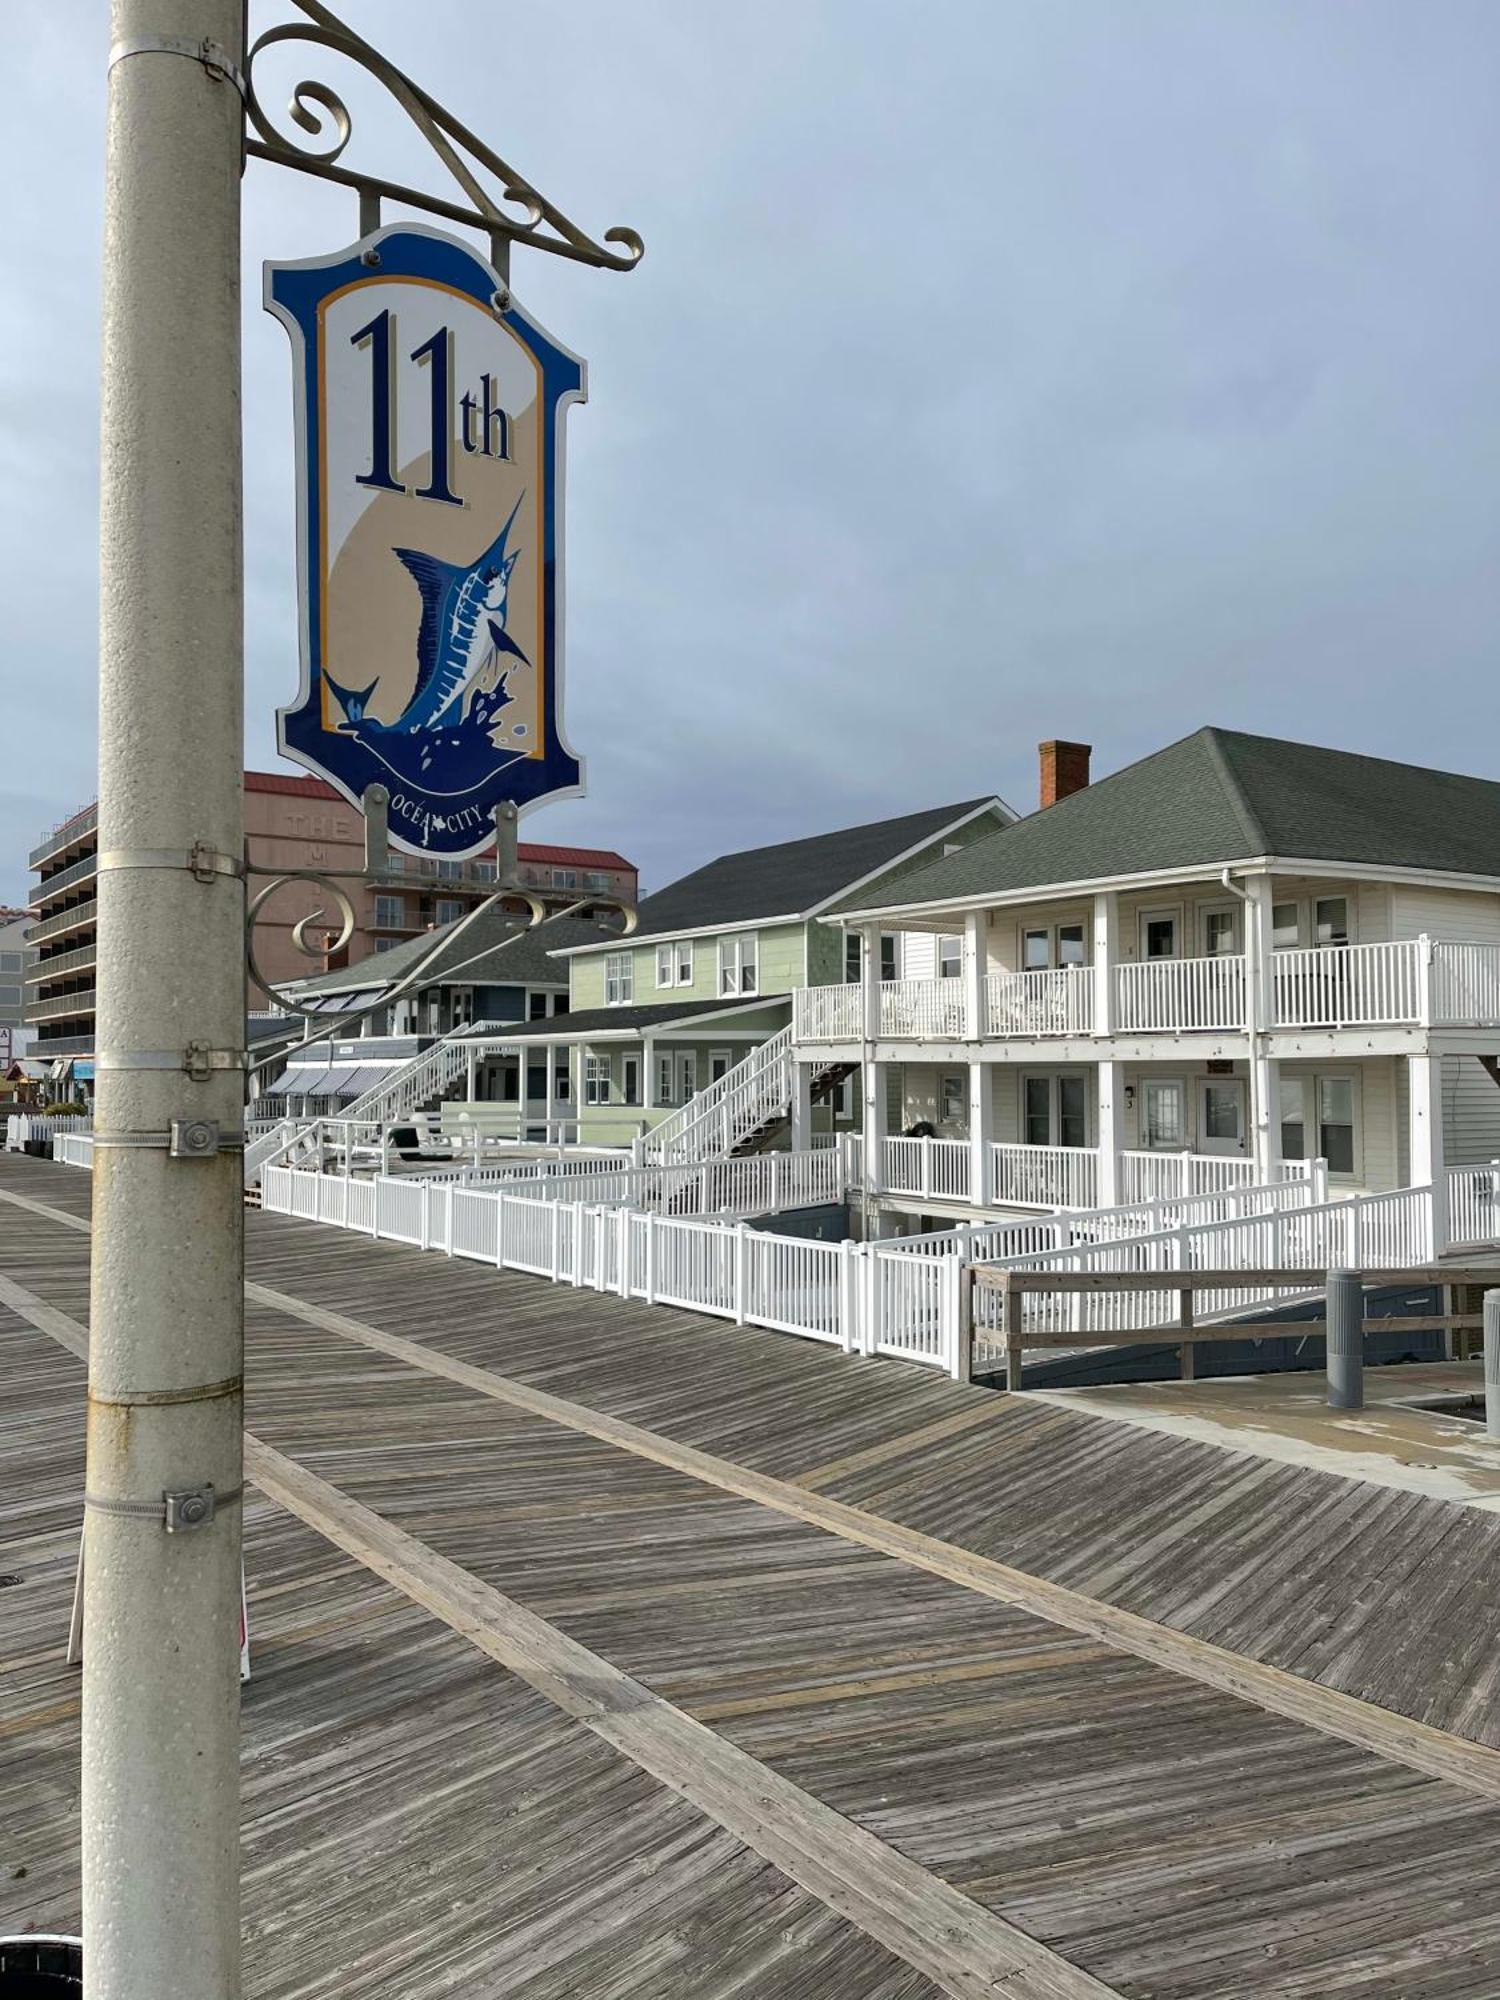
[656,941,692,988]
[937,935,962,979]
[718,933,758,996]
[604,952,633,1006]
[1023,1074,1089,1149]
[584,1054,610,1105]
[656,1051,675,1107]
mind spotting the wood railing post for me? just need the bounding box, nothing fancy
[955,1262,974,1383]
[1002,1273,1024,1392]
[1178,1268,1195,1379]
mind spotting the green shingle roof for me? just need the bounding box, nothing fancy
[294,910,617,997]
[835,729,1500,918]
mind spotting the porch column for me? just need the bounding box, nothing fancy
[1245,876,1275,1032]
[1092,892,1118,1036]
[544,1040,558,1138]
[790,1060,813,1149]
[861,924,882,1039]
[967,1058,993,1209]
[963,910,987,1042]
[1409,1052,1449,1253]
[465,1043,476,1103]
[1097,1060,1124,1209]
[1251,1052,1282,1185]
[862,1058,888,1192]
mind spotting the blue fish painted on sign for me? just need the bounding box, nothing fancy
[327,499,529,736]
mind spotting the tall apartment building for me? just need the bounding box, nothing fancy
[25,773,637,1090]
[0,909,33,1068]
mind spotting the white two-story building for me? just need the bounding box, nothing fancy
[795,730,1500,1243]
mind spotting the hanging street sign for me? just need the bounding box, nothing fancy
[266,224,586,857]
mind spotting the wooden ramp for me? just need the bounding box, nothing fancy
[5,1152,1500,1997]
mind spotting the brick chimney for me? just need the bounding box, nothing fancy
[1039,740,1091,809]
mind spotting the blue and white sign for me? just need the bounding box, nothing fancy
[266,225,585,856]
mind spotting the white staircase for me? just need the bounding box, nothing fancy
[342,1035,476,1126]
[645,1027,796,1165]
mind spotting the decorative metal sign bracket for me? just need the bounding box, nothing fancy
[244,0,645,279]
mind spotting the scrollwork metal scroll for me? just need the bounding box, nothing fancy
[245,0,644,272]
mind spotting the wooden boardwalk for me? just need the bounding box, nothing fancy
[5,1152,1500,1997]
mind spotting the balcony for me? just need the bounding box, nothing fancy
[33,851,98,903]
[26,941,97,984]
[793,939,1500,1045]
[30,803,98,871]
[26,987,97,1024]
[28,899,97,945]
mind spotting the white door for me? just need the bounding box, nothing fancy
[1198,1078,1247,1156]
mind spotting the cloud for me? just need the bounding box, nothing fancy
[2,0,1497,910]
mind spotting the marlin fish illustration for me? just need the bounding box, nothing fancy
[327,498,529,735]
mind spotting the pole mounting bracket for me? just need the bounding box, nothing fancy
[108,35,248,99]
[97,845,242,883]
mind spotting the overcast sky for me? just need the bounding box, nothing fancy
[3,1,1497,907]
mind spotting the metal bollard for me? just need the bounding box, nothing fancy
[1484,1290,1500,1439]
[1326,1268,1364,1410]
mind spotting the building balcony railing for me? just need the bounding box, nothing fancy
[27,987,97,1024]
[33,851,99,902]
[29,803,98,871]
[26,942,97,984]
[870,1135,1274,1213]
[792,939,1500,1045]
[27,900,97,946]
[31,1030,94,1057]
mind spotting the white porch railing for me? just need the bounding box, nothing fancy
[261,1166,962,1372]
[1117,1150,1265,1204]
[985,966,1094,1037]
[645,1026,794,1165]
[1272,940,1422,1029]
[1450,1161,1500,1248]
[989,1140,1098,1210]
[455,1146,850,1221]
[879,978,967,1040]
[881,1134,971,1202]
[1114,954,1246,1033]
[794,983,862,1042]
[1434,944,1500,1026]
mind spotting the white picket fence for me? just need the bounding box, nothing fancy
[6,1113,91,1151]
[260,1165,962,1372]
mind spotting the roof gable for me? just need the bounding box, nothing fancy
[573,798,1004,949]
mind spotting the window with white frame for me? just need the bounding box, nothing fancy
[1021,922,1086,970]
[1203,909,1237,956]
[656,1051,675,1106]
[553,868,578,890]
[718,933,757,996]
[373,894,405,928]
[621,1054,641,1106]
[1021,1073,1089,1149]
[1315,896,1349,947]
[584,1054,610,1104]
[1272,901,1301,950]
[937,934,962,979]
[677,1051,698,1101]
[656,940,692,987]
[604,952,633,1006]
[940,1073,965,1124]
[527,991,549,1020]
[1141,1077,1186,1149]
[1279,1075,1305,1159]
[845,933,899,982]
[1141,912,1179,960]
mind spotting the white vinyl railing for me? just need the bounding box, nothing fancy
[51,1133,95,1168]
[878,977,967,1041]
[1272,940,1421,1029]
[457,1147,850,1221]
[1114,954,1246,1033]
[7,1113,92,1151]
[881,1135,971,1202]
[989,1140,1098,1211]
[1432,944,1500,1027]
[794,983,862,1042]
[985,966,1094,1037]
[1117,1150,1264,1204]
[260,1166,962,1372]
[972,1181,1442,1363]
[341,1036,475,1124]
[645,1026,795,1165]
[1450,1161,1500,1248]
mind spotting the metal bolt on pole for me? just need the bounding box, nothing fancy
[1483,1290,1500,1440]
[86,4,246,1996]
[1326,1268,1364,1411]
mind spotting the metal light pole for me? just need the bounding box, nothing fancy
[86,4,246,1995]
